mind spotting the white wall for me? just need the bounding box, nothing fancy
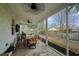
[0,4,21,54]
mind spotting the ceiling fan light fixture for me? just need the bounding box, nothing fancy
[27,20,32,23]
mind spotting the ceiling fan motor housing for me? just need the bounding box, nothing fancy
[31,3,37,10]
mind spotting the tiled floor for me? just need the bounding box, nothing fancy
[12,40,63,56]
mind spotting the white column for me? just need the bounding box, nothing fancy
[66,7,69,56]
[46,18,48,46]
[36,24,39,35]
[60,11,63,32]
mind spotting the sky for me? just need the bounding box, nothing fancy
[48,5,79,30]
[68,5,79,29]
[48,13,59,28]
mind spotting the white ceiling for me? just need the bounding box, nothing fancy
[8,3,74,24]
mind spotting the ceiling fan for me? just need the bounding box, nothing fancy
[22,3,45,15]
[31,3,37,10]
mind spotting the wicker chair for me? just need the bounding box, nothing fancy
[27,35,37,49]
